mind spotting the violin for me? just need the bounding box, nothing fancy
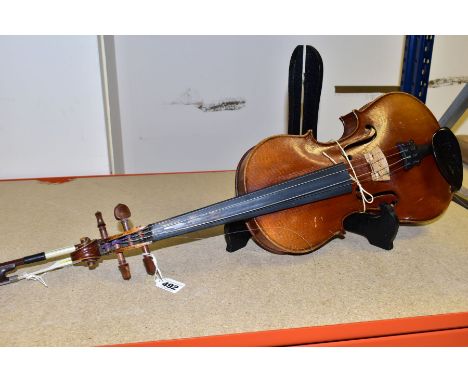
[0,92,463,286]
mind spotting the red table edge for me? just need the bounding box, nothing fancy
[106,311,468,347]
[310,327,468,346]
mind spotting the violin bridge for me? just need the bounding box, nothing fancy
[364,147,390,181]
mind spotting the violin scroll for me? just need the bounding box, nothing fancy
[70,238,101,269]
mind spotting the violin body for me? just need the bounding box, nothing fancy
[236,92,455,254]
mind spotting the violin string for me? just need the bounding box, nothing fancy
[108,158,411,251]
[118,160,405,249]
[150,151,405,232]
[108,134,427,254]
[140,225,317,254]
[311,143,406,171]
[102,141,414,252]
[111,157,410,249]
[340,147,406,172]
[107,147,408,243]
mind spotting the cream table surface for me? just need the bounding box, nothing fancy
[0,170,467,346]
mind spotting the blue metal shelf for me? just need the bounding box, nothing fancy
[400,35,435,103]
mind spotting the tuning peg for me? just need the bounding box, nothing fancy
[99,204,132,281]
[114,204,155,275]
[114,203,131,230]
[142,254,156,275]
[142,249,156,275]
[118,262,131,280]
[95,211,109,239]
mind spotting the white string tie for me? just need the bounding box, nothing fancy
[22,273,48,287]
[18,258,74,287]
[324,141,374,212]
[322,151,337,164]
[149,253,164,281]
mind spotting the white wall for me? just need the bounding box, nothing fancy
[0,36,109,179]
[1,36,465,179]
[113,36,404,173]
[426,35,468,135]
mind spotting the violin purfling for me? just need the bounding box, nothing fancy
[0,92,463,286]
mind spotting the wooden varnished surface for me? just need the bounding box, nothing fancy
[0,169,466,346]
[237,93,453,254]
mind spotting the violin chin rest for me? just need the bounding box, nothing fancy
[432,127,463,192]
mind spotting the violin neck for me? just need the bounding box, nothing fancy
[146,163,353,242]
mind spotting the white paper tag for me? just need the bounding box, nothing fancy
[155,278,185,294]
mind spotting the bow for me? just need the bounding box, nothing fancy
[0,203,157,286]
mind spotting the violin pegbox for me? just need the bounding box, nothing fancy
[93,207,130,280]
[94,203,156,280]
[114,204,156,275]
